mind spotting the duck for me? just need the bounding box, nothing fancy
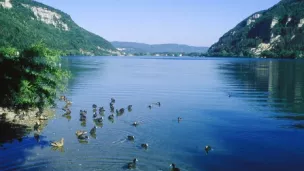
[77,134,89,141]
[90,126,97,134]
[178,117,182,122]
[108,114,114,120]
[119,108,125,114]
[170,163,180,171]
[62,106,69,112]
[154,102,161,106]
[93,108,97,113]
[141,143,148,149]
[132,122,139,127]
[80,110,87,116]
[80,115,86,121]
[65,100,72,105]
[127,158,138,169]
[148,105,152,109]
[93,112,97,118]
[59,95,66,101]
[110,106,114,113]
[92,104,97,108]
[50,138,64,147]
[127,105,132,110]
[75,130,87,137]
[81,121,86,127]
[111,98,115,103]
[205,145,212,154]
[127,135,135,141]
[99,107,105,113]
[65,108,71,115]
[94,117,104,123]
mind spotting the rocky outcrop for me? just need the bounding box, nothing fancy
[208,0,304,58]
[22,4,70,31]
[0,0,12,9]
[0,107,54,129]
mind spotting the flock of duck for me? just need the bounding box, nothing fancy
[48,96,212,170]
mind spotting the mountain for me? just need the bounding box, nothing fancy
[208,0,304,59]
[0,0,119,56]
[112,41,209,54]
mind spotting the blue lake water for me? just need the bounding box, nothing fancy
[1,56,304,171]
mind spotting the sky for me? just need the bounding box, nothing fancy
[37,0,281,47]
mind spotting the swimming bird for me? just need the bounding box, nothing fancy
[59,95,66,101]
[110,105,114,113]
[77,134,89,141]
[111,98,115,103]
[90,126,97,134]
[127,158,138,169]
[80,115,86,121]
[127,135,135,141]
[94,117,104,123]
[127,105,132,112]
[170,163,180,171]
[132,122,139,127]
[99,107,105,113]
[62,106,69,112]
[51,138,64,147]
[64,108,71,115]
[148,105,152,109]
[75,130,87,137]
[141,143,148,149]
[205,145,212,154]
[154,102,161,106]
[93,112,97,118]
[65,100,72,105]
[92,104,97,108]
[80,110,87,116]
[178,117,182,122]
[119,108,125,114]
[108,114,114,120]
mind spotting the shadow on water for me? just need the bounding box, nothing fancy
[0,121,49,170]
[218,59,304,128]
[0,121,31,144]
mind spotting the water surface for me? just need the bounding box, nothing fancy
[1,57,304,171]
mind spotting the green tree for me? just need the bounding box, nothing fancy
[0,43,70,110]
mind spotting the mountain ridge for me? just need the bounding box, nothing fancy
[0,0,119,56]
[208,0,304,58]
[112,41,209,54]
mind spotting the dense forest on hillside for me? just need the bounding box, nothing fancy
[0,0,117,56]
[208,0,304,59]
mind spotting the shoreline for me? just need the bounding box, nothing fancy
[0,107,55,143]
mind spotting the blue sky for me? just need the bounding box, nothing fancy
[37,0,280,47]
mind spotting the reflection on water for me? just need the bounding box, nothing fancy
[0,57,304,171]
[218,59,304,128]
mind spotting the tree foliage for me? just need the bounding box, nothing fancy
[0,43,70,110]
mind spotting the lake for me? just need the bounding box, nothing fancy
[1,56,304,171]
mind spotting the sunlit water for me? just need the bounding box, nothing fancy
[1,57,304,171]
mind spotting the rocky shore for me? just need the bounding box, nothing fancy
[0,107,55,143]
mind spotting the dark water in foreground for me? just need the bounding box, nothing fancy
[1,57,304,171]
